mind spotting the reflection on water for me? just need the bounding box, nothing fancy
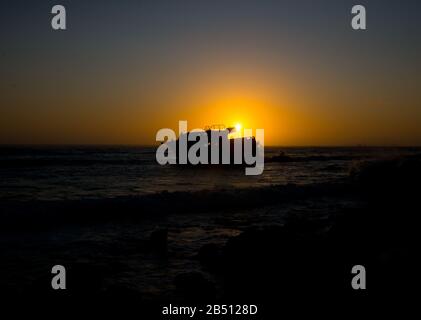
[0,146,419,201]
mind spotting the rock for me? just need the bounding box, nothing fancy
[266,152,293,163]
[219,224,347,299]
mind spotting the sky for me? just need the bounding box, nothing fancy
[1,0,421,146]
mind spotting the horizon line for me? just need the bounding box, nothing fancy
[1,143,421,148]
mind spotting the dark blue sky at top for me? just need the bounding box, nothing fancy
[2,0,420,72]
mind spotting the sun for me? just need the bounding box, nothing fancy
[228,123,243,139]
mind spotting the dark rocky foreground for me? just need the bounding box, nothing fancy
[1,154,420,315]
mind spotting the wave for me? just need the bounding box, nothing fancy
[2,153,421,231]
[0,181,352,231]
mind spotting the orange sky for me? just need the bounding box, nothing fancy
[1,1,421,146]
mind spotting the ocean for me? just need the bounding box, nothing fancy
[0,145,417,201]
[1,146,420,300]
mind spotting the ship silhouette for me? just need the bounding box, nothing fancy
[168,124,257,165]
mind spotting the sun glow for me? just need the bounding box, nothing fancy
[228,122,243,139]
